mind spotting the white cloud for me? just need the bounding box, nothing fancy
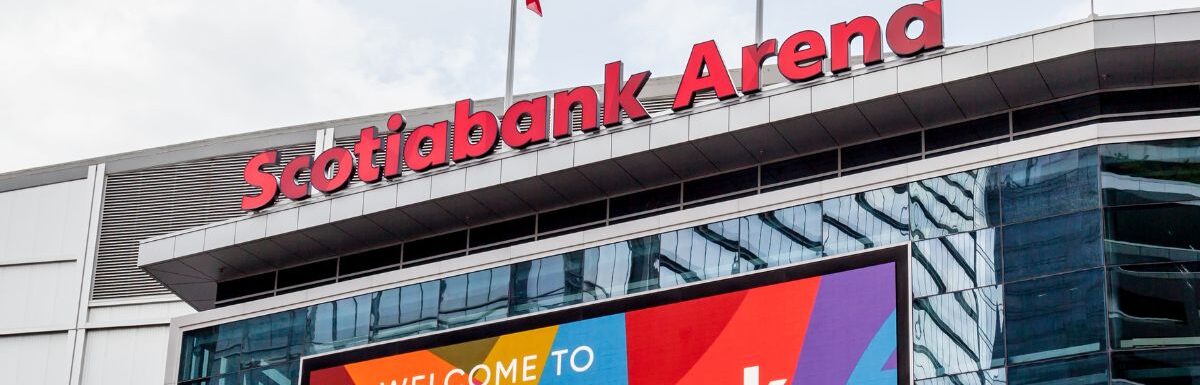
[0,0,508,173]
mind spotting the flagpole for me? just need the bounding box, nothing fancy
[755,0,764,43]
[505,0,518,109]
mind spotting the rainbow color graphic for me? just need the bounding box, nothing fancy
[308,262,897,385]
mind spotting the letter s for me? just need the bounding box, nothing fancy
[241,150,279,211]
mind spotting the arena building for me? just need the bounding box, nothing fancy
[2,3,1200,384]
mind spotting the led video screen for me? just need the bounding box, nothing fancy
[305,261,899,385]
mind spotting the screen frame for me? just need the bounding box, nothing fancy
[299,245,911,385]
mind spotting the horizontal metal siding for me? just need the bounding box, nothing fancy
[92,143,315,300]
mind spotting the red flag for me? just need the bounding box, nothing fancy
[525,0,542,16]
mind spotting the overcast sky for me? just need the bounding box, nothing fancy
[0,0,1196,173]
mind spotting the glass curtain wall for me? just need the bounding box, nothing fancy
[178,137,1200,385]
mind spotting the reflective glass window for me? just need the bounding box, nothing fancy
[1007,353,1109,385]
[619,235,662,294]
[842,132,922,169]
[739,202,823,267]
[1004,269,1106,364]
[1012,94,1101,133]
[438,267,510,329]
[179,327,217,381]
[683,167,757,205]
[1101,138,1200,206]
[585,245,630,300]
[822,185,910,256]
[211,321,245,375]
[912,229,1000,298]
[470,215,535,250]
[913,286,1004,379]
[1112,347,1200,383]
[241,309,305,370]
[371,281,439,341]
[1002,210,1102,283]
[1110,262,1200,349]
[924,114,1009,153]
[909,168,1001,240]
[307,294,370,354]
[760,149,837,188]
[999,147,1099,224]
[404,230,468,263]
[609,184,680,219]
[240,361,297,385]
[915,369,1006,385]
[657,220,742,287]
[338,244,400,277]
[1105,200,1200,265]
[538,200,607,235]
[511,254,583,315]
[276,259,336,289]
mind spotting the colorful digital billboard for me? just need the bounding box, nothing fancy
[306,262,898,385]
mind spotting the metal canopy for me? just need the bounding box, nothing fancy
[138,10,1200,310]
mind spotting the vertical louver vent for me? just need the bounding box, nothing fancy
[93,143,315,300]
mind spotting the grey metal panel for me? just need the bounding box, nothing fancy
[990,65,1054,108]
[364,209,426,239]
[93,142,313,300]
[857,95,923,136]
[652,143,717,180]
[0,166,88,194]
[730,121,797,162]
[614,152,680,187]
[329,192,366,222]
[1154,41,1200,84]
[402,201,462,233]
[332,217,394,246]
[466,185,533,219]
[538,169,604,205]
[693,134,758,172]
[688,107,730,140]
[503,177,568,212]
[536,143,574,175]
[1037,52,1101,98]
[814,106,877,145]
[576,162,642,195]
[434,194,498,227]
[901,86,966,127]
[773,115,837,155]
[944,76,1009,117]
[1097,46,1155,89]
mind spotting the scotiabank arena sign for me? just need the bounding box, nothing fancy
[242,1,943,211]
[302,262,899,385]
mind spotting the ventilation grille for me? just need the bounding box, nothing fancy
[92,143,315,300]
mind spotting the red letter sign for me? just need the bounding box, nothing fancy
[280,155,312,200]
[741,39,778,95]
[383,113,406,179]
[602,61,652,127]
[778,30,827,82]
[552,86,600,137]
[310,147,355,194]
[830,16,882,73]
[887,0,943,57]
[452,99,499,162]
[354,127,382,184]
[673,40,738,111]
[501,96,549,149]
[404,121,449,172]
[240,150,279,211]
